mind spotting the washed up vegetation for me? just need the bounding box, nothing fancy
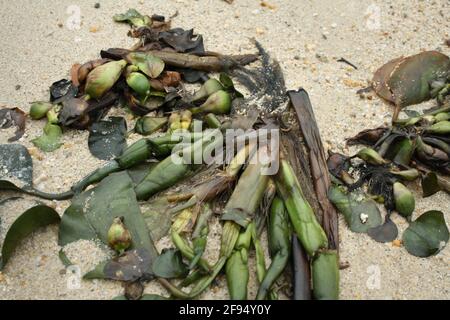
[0,8,448,301]
[328,51,449,255]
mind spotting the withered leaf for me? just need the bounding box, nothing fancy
[84,248,153,281]
[346,127,388,146]
[58,97,89,127]
[0,107,26,142]
[50,79,78,104]
[159,28,205,54]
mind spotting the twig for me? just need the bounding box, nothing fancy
[337,57,358,70]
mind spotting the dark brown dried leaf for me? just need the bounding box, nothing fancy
[0,107,26,142]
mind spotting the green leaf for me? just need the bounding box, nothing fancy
[328,186,382,233]
[421,172,441,197]
[31,123,63,152]
[58,249,73,267]
[391,138,414,166]
[152,249,189,279]
[403,210,449,257]
[113,9,149,27]
[0,205,60,270]
[127,163,158,186]
[142,197,172,241]
[88,117,127,160]
[127,52,165,79]
[222,208,253,228]
[58,172,157,274]
[220,73,244,98]
[367,215,398,243]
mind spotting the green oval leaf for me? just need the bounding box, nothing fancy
[367,215,398,243]
[328,186,382,233]
[0,205,60,270]
[142,197,172,241]
[127,52,165,79]
[220,73,244,98]
[403,210,449,257]
[59,171,157,259]
[421,172,442,198]
[152,249,189,279]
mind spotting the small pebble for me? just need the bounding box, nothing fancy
[316,53,329,63]
[392,240,402,247]
[89,26,100,33]
[94,3,100,9]
[255,27,265,35]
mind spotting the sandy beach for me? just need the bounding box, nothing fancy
[0,0,449,300]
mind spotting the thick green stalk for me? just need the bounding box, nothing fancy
[256,197,290,300]
[135,155,190,201]
[251,224,267,284]
[72,133,204,193]
[189,204,213,269]
[226,223,253,300]
[167,143,255,214]
[170,230,212,273]
[204,113,222,129]
[311,250,340,300]
[71,161,122,193]
[184,148,270,298]
[189,226,208,269]
[135,130,222,200]
[226,251,249,300]
[275,159,328,257]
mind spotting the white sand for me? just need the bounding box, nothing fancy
[0,0,449,300]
